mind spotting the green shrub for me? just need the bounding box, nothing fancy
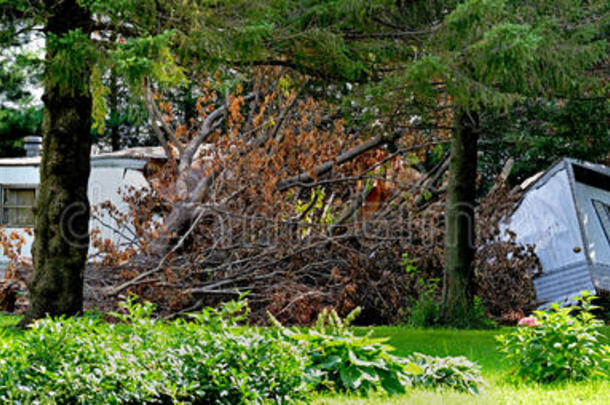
[497,291,610,383]
[408,353,485,394]
[407,292,442,327]
[270,307,422,396]
[401,255,495,329]
[407,294,496,329]
[0,297,310,404]
[167,299,310,404]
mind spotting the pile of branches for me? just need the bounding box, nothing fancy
[85,69,538,324]
[83,68,452,324]
[0,229,31,313]
[475,161,539,323]
[2,68,540,324]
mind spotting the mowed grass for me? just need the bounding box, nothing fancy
[0,313,20,337]
[1,315,608,404]
[315,326,610,405]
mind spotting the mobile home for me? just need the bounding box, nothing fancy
[507,158,610,306]
[0,137,166,273]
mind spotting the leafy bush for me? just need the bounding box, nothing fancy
[497,291,610,383]
[270,307,421,396]
[408,353,485,394]
[407,292,442,327]
[405,267,443,327]
[0,298,487,403]
[402,256,495,329]
[0,297,310,404]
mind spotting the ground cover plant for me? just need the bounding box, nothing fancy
[407,353,484,394]
[272,307,419,395]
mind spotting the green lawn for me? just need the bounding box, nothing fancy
[1,315,609,404]
[0,314,20,337]
[316,326,610,405]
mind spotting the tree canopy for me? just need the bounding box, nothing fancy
[0,0,607,324]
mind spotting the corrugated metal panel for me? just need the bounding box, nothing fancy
[88,168,150,255]
[0,165,39,184]
[123,168,150,190]
[534,262,595,305]
[93,146,166,160]
[0,157,41,166]
[91,158,147,169]
[89,167,127,253]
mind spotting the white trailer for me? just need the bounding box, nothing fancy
[507,158,610,306]
[0,143,166,273]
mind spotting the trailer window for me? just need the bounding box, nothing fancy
[573,165,610,193]
[593,200,610,244]
[1,187,36,227]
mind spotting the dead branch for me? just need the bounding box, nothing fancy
[276,133,393,191]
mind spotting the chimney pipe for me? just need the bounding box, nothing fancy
[24,136,42,157]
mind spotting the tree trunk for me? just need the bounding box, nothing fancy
[442,109,479,324]
[109,68,121,151]
[21,0,92,324]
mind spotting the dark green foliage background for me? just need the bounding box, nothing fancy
[480,99,610,189]
[0,107,42,157]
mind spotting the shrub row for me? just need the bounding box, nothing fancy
[0,298,309,404]
[0,298,485,403]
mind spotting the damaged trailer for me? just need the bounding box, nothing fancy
[506,158,610,306]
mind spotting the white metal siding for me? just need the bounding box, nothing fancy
[533,262,595,306]
[0,162,149,269]
[0,166,39,185]
[509,169,586,271]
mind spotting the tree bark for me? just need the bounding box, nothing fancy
[442,109,479,323]
[22,0,92,324]
[109,68,121,151]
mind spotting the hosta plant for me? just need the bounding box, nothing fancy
[408,353,485,394]
[270,307,422,395]
[497,291,610,383]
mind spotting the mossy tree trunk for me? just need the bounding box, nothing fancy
[442,109,479,323]
[21,0,92,324]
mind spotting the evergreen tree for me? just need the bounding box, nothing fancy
[1,0,185,323]
[2,0,606,324]
[240,0,607,323]
[479,98,610,189]
[401,0,608,322]
[0,15,42,157]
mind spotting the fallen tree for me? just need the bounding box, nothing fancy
[85,70,536,324]
[1,69,539,325]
